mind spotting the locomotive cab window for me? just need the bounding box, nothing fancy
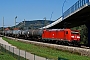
[66,31,68,34]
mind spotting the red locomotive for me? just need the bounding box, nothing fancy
[42,29,80,45]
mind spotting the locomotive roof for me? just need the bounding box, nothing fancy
[45,29,70,31]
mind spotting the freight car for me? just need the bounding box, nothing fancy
[0,31,3,35]
[5,30,13,37]
[24,29,43,40]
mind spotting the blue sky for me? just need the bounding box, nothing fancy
[0,0,78,27]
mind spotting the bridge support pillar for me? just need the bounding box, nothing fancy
[86,23,90,47]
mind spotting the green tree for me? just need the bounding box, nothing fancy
[71,25,88,45]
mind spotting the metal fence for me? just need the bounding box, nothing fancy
[0,43,54,60]
[63,0,89,19]
[0,43,27,60]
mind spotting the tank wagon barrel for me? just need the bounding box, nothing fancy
[27,29,43,36]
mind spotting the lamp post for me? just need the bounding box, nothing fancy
[43,17,46,27]
[62,0,66,19]
[24,19,25,30]
[15,16,17,39]
[3,17,4,36]
[50,12,53,24]
[15,16,17,29]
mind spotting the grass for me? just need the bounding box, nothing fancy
[2,37,90,60]
[0,51,16,60]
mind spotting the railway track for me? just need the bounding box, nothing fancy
[2,35,89,49]
[4,36,90,57]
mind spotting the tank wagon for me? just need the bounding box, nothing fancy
[6,30,13,36]
[0,31,3,35]
[12,30,21,38]
[24,29,43,40]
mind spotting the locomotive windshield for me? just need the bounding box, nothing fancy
[71,31,79,35]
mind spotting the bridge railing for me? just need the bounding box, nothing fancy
[63,0,89,19]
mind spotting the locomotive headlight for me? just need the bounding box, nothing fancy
[28,32,29,34]
[77,36,80,38]
[71,36,74,38]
